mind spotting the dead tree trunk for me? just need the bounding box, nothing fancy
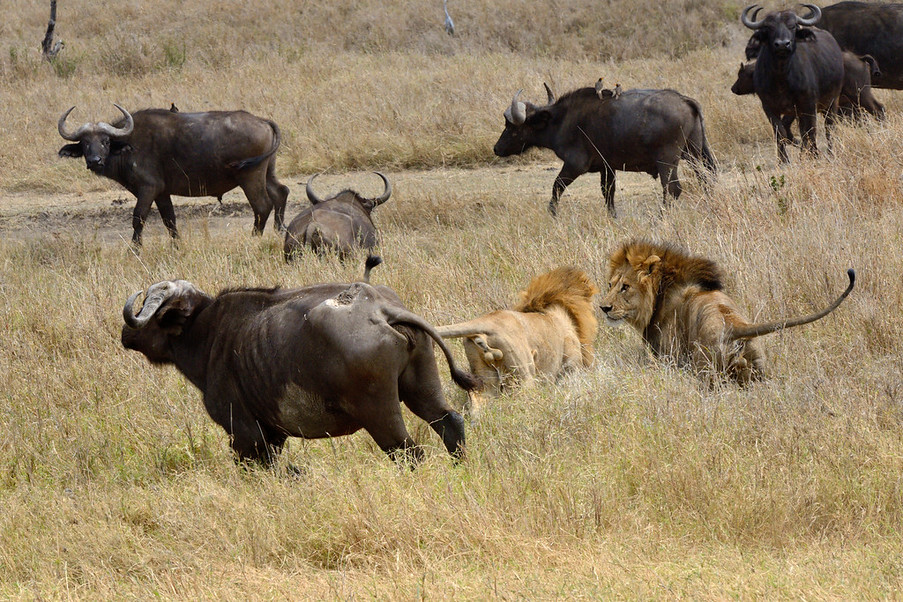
[41,0,63,62]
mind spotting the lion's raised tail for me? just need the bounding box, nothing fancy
[729,269,855,340]
[435,322,495,340]
[436,322,504,364]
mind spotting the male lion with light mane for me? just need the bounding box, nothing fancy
[437,267,599,416]
[599,240,855,384]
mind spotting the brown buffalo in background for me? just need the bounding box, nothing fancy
[284,172,391,261]
[818,1,903,90]
[58,105,289,245]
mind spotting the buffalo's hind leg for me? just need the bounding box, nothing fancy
[398,339,466,460]
[798,110,819,158]
[238,172,274,235]
[656,156,681,214]
[600,166,617,217]
[266,159,289,232]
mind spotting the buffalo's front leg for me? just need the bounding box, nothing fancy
[203,391,287,467]
[600,166,617,217]
[131,189,159,246]
[766,112,793,163]
[155,194,179,240]
[797,109,819,158]
[823,101,839,154]
[549,164,583,216]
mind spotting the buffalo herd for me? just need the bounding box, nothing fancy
[61,2,891,466]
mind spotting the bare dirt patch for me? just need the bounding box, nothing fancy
[0,160,747,244]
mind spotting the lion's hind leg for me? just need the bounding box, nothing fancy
[460,337,504,421]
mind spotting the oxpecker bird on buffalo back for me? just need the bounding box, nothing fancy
[493,83,715,217]
[57,104,289,246]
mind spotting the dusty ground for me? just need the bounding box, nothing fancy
[0,157,760,244]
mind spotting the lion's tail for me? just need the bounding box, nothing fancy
[435,322,493,339]
[729,269,855,340]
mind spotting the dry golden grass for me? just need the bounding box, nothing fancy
[3,0,903,599]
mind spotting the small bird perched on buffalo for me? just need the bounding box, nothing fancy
[595,77,614,99]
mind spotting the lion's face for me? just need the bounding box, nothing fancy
[599,251,661,331]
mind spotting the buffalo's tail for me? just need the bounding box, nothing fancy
[682,97,717,177]
[363,255,382,282]
[383,308,482,392]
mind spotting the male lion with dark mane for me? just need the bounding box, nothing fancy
[599,240,855,384]
[437,267,598,416]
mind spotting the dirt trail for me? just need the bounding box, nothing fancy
[0,160,746,242]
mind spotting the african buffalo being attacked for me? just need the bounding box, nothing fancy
[121,274,480,466]
[818,1,903,90]
[493,84,715,217]
[58,104,289,245]
[741,4,844,162]
[284,172,391,262]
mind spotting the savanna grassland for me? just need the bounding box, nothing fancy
[3,0,903,599]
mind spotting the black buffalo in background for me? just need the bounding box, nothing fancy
[818,1,903,90]
[493,84,715,217]
[741,4,844,162]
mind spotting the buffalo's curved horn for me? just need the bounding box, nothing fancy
[369,171,392,206]
[96,103,134,138]
[504,89,527,125]
[306,172,325,205]
[57,106,93,141]
[122,281,179,329]
[741,4,765,29]
[543,82,556,105]
[797,3,821,26]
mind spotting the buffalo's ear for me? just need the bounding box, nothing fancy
[528,109,552,128]
[58,143,83,158]
[796,28,815,41]
[110,140,131,155]
[745,33,764,60]
[156,294,203,335]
